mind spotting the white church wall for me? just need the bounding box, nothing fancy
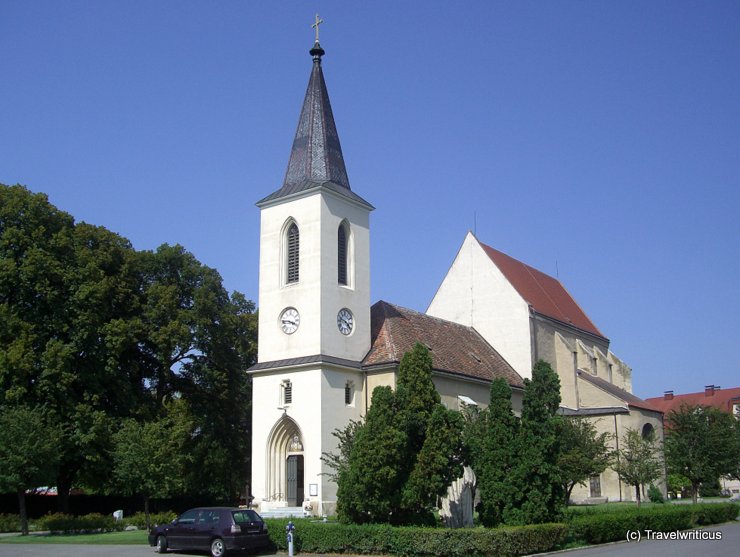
[250,367,324,507]
[319,192,371,362]
[319,367,366,515]
[257,194,325,363]
[427,232,533,379]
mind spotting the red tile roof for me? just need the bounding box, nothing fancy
[577,371,662,413]
[645,386,740,415]
[478,240,606,340]
[363,301,524,388]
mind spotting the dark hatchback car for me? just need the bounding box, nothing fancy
[148,507,269,557]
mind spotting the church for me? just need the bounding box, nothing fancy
[249,36,663,518]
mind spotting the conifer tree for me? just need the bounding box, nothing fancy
[505,360,564,525]
[475,378,518,527]
[336,343,463,524]
[336,386,406,523]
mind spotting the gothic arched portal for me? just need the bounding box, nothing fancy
[265,416,304,505]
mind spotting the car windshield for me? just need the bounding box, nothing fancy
[232,510,261,523]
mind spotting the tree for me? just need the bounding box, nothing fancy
[557,417,613,503]
[613,428,662,507]
[112,401,192,530]
[0,406,61,534]
[336,343,463,524]
[474,378,518,527]
[402,405,464,515]
[0,184,258,508]
[0,185,146,510]
[336,386,407,523]
[505,360,564,525]
[665,404,739,503]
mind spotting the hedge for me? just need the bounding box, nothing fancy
[37,512,123,533]
[264,518,567,557]
[565,503,738,546]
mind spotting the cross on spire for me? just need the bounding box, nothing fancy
[312,13,324,43]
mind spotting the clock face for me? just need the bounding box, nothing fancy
[337,308,353,335]
[280,307,300,334]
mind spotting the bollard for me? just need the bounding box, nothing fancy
[286,520,295,557]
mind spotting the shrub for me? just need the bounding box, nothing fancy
[37,512,123,533]
[122,511,176,530]
[648,484,665,504]
[0,514,21,533]
[564,503,738,546]
[263,518,567,556]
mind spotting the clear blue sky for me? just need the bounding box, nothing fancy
[2,1,738,399]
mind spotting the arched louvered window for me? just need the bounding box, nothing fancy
[338,223,348,285]
[287,223,299,284]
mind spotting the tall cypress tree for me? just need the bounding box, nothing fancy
[475,378,518,527]
[505,360,564,525]
[336,343,463,524]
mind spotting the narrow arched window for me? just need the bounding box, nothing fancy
[338,223,348,285]
[287,223,299,284]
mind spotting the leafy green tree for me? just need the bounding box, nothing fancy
[665,404,738,503]
[666,473,691,498]
[505,360,564,525]
[0,406,61,534]
[0,185,146,510]
[474,378,518,527]
[557,416,613,503]
[0,184,258,509]
[113,401,192,530]
[613,428,663,507]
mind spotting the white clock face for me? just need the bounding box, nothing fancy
[337,308,353,335]
[280,307,300,334]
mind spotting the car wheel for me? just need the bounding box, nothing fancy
[155,534,168,553]
[210,537,226,557]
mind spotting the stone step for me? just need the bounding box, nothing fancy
[259,507,308,519]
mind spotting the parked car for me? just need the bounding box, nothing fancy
[148,507,269,557]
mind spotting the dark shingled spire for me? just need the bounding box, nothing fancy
[257,41,372,209]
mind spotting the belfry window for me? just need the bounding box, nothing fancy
[286,223,299,284]
[338,223,348,285]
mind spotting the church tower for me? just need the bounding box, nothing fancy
[250,34,373,516]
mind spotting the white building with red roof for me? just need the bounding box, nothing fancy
[250,35,662,517]
[428,232,665,503]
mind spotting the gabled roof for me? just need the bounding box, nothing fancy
[645,386,740,415]
[363,301,524,388]
[478,239,605,340]
[257,41,372,210]
[577,371,661,413]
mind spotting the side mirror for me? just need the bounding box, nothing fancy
[171,518,179,525]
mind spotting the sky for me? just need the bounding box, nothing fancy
[2,1,738,399]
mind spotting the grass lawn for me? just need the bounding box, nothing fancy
[0,530,149,545]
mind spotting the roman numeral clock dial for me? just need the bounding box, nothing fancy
[280,307,300,334]
[337,308,353,335]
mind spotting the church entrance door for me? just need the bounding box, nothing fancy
[286,455,304,506]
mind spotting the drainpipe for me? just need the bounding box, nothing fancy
[613,412,622,502]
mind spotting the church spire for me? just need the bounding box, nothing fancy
[283,34,350,191]
[257,25,372,209]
